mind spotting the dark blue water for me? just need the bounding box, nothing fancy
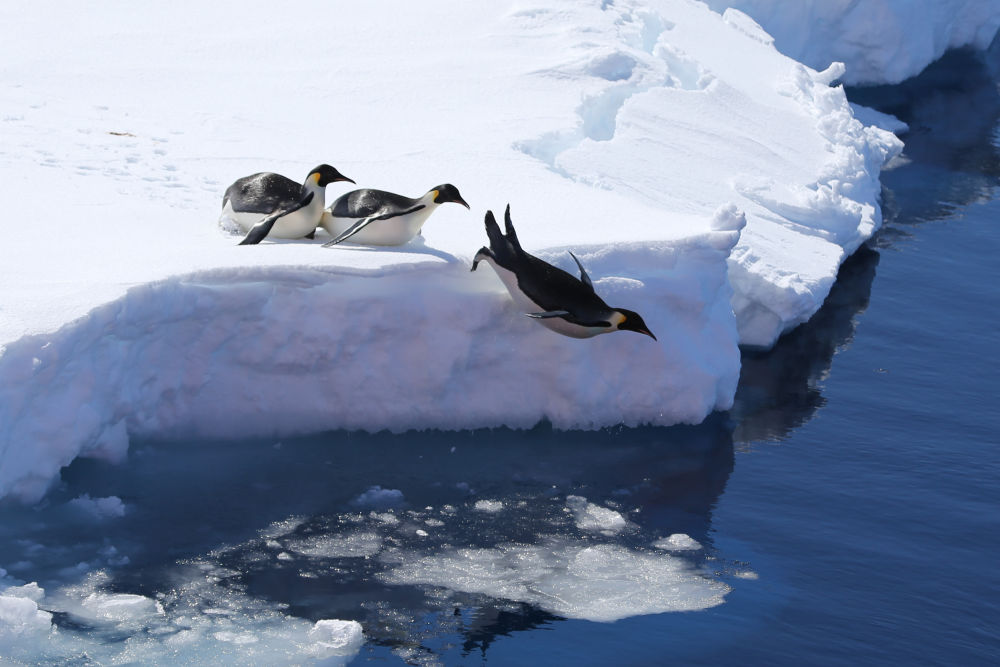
[3,49,999,665]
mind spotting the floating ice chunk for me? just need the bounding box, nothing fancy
[79,592,164,625]
[473,500,504,513]
[653,534,702,551]
[371,512,400,526]
[286,532,383,559]
[0,594,51,636]
[306,619,365,660]
[351,486,405,510]
[259,516,306,540]
[382,540,728,623]
[213,631,258,644]
[68,494,126,519]
[565,495,628,534]
[2,583,44,603]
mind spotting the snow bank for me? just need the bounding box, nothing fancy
[0,0,902,502]
[706,1,1000,85]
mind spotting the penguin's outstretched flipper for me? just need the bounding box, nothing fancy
[238,192,314,245]
[526,310,571,319]
[322,215,379,247]
[568,251,594,291]
[323,204,428,247]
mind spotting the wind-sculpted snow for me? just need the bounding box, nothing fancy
[0,0,904,501]
[707,0,1000,85]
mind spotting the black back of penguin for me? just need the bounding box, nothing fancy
[224,173,303,214]
[329,189,422,219]
[483,207,618,327]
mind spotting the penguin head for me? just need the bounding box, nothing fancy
[309,164,355,187]
[429,184,470,209]
[612,309,657,340]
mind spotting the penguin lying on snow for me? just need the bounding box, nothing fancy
[321,184,469,247]
[472,205,657,340]
[221,164,354,245]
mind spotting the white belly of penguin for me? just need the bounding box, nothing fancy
[220,199,322,239]
[484,258,610,339]
[320,207,436,246]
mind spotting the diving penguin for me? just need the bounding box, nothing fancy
[320,184,469,247]
[471,205,657,340]
[220,164,355,245]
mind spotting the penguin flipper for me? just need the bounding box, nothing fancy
[568,251,594,291]
[238,192,314,246]
[526,310,571,319]
[322,216,378,247]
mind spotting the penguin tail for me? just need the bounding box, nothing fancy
[484,210,505,249]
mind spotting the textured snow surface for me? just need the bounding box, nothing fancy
[707,0,1000,85]
[0,0,905,502]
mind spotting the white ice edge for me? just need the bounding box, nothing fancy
[708,1,1000,85]
[0,0,934,502]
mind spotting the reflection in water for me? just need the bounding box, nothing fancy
[848,44,1000,232]
[730,245,879,444]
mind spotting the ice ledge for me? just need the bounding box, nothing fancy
[0,232,740,504]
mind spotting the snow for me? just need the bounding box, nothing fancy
[706,1,1000,85]
[0,0,912,503]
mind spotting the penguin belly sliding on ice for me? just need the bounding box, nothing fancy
[320,184,469,246]
[472,205,657,340]
[220,164,354,245]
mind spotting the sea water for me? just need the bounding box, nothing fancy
[1,49,998,665]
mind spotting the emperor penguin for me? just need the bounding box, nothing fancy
[472,205,657,340]
[320,184,469,247]
[220,164,354,245]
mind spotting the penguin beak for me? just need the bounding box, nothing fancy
[456,196,470,209]
[337,175,356,184]
[641,329,657,341]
